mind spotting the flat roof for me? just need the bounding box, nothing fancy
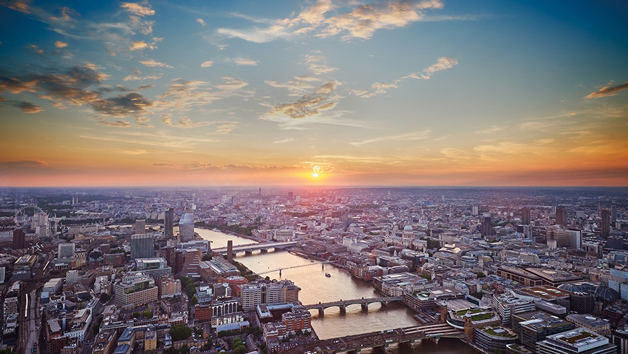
[517,286,571,300]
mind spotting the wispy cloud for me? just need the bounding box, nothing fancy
[120,2,155,17]
[216,0,446,43]
[54,41,68,48]
[355,57,458,98]
[305,53,338,75]
[200,60,214,68]
[351,129,431,147]
[123,68,162,81]
[405,57,458,80]
[274,137,295,144]
[97,120,132,128]
[226,57,258,66]
[263,80,340,120]
[8,100,44,113]
[475,125,505,134]
[584,81,628,99]
[162,115,213,129]
[139,59,173,68]
[197,18,206,26]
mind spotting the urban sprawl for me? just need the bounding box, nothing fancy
[0,187,628,354]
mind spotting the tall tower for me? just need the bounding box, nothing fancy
[131,234,155,259]
[179,207,195,242]
[134,219,146,235]
[227,240,233,264]
[600,209,611,239]
[556,208,568,227]
[521,207,531,225]
[12,229,25,249]
[164,208,174,238]
[482,215,493,236]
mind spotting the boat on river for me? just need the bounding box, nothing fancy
[325,273,331,277]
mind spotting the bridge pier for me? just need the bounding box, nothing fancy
[432,337,440,344]
[385,343,399,353]
[318,308,324,317]
[279,269,282,277]
[339,305,346,314]
[361,303,369,311]
[245,250,253,256]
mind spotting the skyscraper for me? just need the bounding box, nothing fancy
[601,209,611,239]
[482,215,494,236]
[12,229,25,249]
[164,208,174,238]
[134,219,146,234]
[227,240,233,264]
[556,208,568,226]
[521,207,531,225]
[131,234,155,259]
[179,207,195,242]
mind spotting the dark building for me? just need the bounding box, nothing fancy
[601,209,611,239]
[570,292,595,314]
[227,240,233,264]
[12,228,25,249]
[482,216,494,236]
[611,206,617,223]
[607,236,625,250]
[164,208,174,238]
[522,207,531,225]
[556,208,568,227]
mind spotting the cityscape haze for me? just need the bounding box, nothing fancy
[1,1,628,354]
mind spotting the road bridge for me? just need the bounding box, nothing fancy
[303,296,403,315]
[283,323,464,354]
[212,241,297,256]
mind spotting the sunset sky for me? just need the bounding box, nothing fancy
[1,0,627,187]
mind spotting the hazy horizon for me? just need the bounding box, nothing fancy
[1,0,627,187]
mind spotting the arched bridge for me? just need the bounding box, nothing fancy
[303,296,403,315]
[283,323,464,354]
[212,241,297,255]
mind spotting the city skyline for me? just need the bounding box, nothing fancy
[1,0,627,187]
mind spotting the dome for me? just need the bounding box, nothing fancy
[558,283,583,293]
[404,225,413,231]
[594,286,619,303]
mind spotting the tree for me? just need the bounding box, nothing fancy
[202,254,212,261]
[186,283,196,297]
[132,312,140,318]
[477,271,486,278]
[169,324,192,341]
[191,296,198,305]
[143,310,151,319]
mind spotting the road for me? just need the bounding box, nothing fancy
[16,250,51,354]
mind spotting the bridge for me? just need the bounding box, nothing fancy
[283,323,464,354]
[255,261,331,276]
[212,241,297,255]
[303,296,403,316]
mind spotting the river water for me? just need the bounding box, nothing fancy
[198,229,476,354]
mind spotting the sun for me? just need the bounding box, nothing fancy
[311,172,319,178]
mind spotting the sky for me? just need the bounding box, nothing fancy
[0,0,627,187]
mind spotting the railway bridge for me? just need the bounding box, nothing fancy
[283,323,464,354]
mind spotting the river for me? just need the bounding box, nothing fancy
[198,229,476,354]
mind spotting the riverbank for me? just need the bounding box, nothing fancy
[196,226,263,243]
